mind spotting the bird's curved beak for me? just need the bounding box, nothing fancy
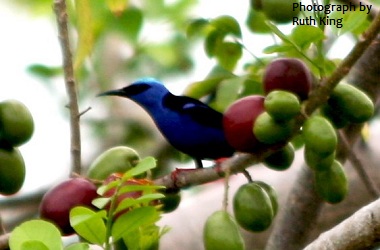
[97,89,124,97]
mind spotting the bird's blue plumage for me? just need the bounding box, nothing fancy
[99,78,235,167]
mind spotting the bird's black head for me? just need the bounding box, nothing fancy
[98,83,151,98]
[97,78,166,98]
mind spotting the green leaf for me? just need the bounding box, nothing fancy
[184,65,235,98]
[263,44,295,54]
[215,77,243,112]
[21,241,49,250]
[330,10,367,36]
[74,0,97,71]
[186,18,210,38]
[92,197,111,209]
[65,243,90,250]
[112,206,160,241]
[204,30,223,57]
[9,220,63,250]
[246,8,271,34]
[136,193,165,203]
[109,7,143,42]
[106,0,128,14]
[123,157,156,180]
[97,179,120,196]
[70,207,107,245]
[265,21,292,44]
[114,193,164,215]
[214,42,242,71]
[27,64,62,78]
[122,224,161,250]
[290,26,325,50]
[240,77,264,96]
[210,15,242,38]
[119,185,165,194]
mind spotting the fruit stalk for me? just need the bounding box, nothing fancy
[53,0,82,174]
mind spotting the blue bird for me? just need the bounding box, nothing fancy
[98,78,235,168]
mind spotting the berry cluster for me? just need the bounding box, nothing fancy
[0,100,34,195]
[205,57,375,248]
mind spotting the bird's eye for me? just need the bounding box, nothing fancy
[123,84,151,95]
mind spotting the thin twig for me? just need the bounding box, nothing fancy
[338,130,380,198]
[53,0,82,174]
[222,168,230,211]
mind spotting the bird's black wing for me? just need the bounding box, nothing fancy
[163,94,224,128]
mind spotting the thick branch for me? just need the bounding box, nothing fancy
[304,198,380,250]
[54,0,82,174]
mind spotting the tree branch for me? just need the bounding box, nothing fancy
[304,198,380,250]
[53,0,82,175]
[304,12,380,115]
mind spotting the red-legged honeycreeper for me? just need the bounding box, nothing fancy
[98,78,235,168]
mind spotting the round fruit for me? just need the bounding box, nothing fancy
[328,83,374,123]
[0,147,25,195]
[39,178,98,235]
[233,182,274,232]
[87,146,141,180]
[314,160,348,204]
[303,115,337,157]
[263,58,312,100]
[252,181,279,215]
[203,210,245,250]
[246,8,271,33]
[304,147,335,171]
[160,191,181,213]
[253,112,294,145]
[223,95,267,152]
[264,90,301,121]
[262,0,300,24]
[0,99,34,147]
[250,0,262,10]
[263,143,294,171]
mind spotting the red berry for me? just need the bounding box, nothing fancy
[223,95,267,152]
[39,178,98,235]
[263,58,312,100]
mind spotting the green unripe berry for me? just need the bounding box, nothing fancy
[303,115,337,157]
[0,147,25,195]
[264,90,301,121]
[305,147,335,171]
[262,0,300,24]
[233,182,274,232]
[263,143,294,171]
[203,210,245,250]
[0,100,34,147]
[314,160,348,204]
[253,181,279,216]
[329,83,374,123]
[87,146,142,180]
[253,112,294,145]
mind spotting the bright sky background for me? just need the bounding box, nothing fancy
[0,0,355,196]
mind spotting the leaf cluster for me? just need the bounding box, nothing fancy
[9,157,168,250]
